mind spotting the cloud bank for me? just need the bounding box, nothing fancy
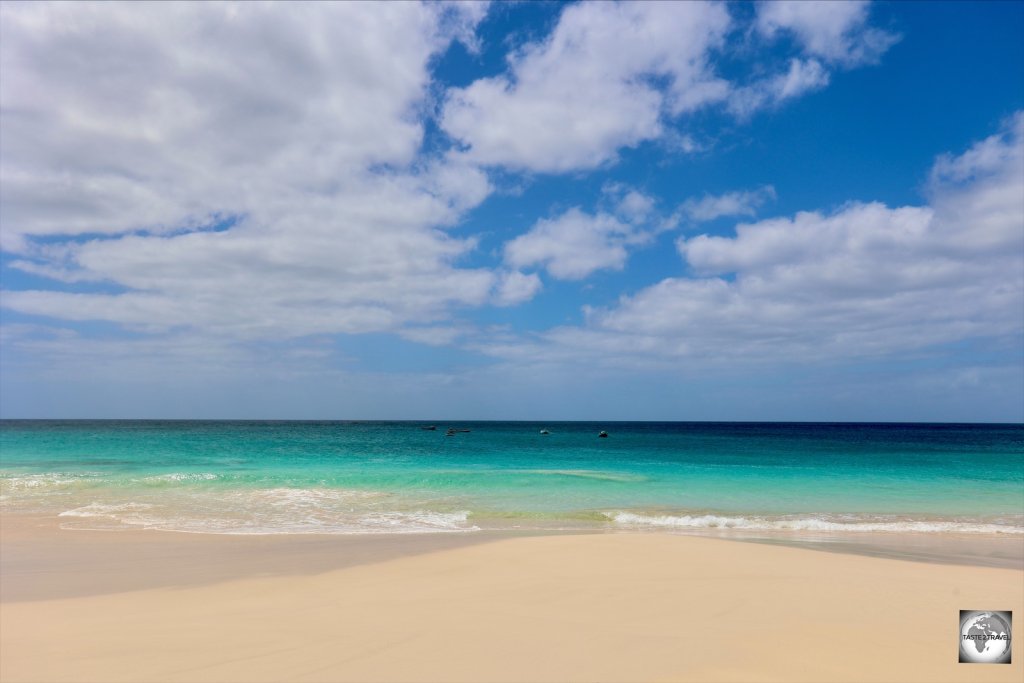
[1,1,501,339]
[484,114,1023,368]
[5,1,1014,422]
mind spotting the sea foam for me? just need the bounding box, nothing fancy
[54,485,478,535]
[607,511,1024,535]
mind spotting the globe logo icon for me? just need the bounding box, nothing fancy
[959,611,1012,664]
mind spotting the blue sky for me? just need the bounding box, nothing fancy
[1,0,1022,421]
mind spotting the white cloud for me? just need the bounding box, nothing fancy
[679,186,777,224]
[727,55,839,118]
[615,191,657,223]
[727,2,896,116]
[502,186,670,282]
[440,1,732,172]
[0,2,499,339]
[486,113,1024,367]
[441,1,898,173]
[930,113,1023,185]
[926,112,1024,255]
[755,0,899,67]
[493,270,543,306]
[0,0,942,367]
[436,0,492,55]
[504,208,648,281]
[0,2,460,238]
[771,58,831,100]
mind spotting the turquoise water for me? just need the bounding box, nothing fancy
[1,421,1022,535]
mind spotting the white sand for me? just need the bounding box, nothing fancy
[2,529,1022,682]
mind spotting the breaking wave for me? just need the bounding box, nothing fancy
[606,511,1024,535]
[54,486,477,535]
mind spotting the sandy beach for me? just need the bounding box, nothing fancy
[2,517,1022,683]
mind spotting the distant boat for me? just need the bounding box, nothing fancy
[540,429,550,435]
[598,431,608,438]
[421,425,437,431]
[458,429,471,433]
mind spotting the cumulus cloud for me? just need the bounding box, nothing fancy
[755,0,899,67]
[503,185,665,282]
[440,1,732,172]
[504,209,638,281]
[0,1,501,338]
[1,2,456,238]
[728,58,831,116]
[493,270,543,306]
[486,113,1024,367]
[679,186,777,224]
[728,2,896,116]
[0,1,914,357]
[436,0,492,55]
[441,1,897,172]
[615,191,657,224]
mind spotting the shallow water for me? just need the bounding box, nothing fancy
[2,420,1022,536]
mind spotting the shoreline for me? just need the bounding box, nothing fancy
[2,523,1021,682]
[1,514,523,602]
[3,513,1022,602]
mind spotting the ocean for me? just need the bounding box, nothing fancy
[1,420,1022,536]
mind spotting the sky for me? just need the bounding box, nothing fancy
[0,0,1022,421]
